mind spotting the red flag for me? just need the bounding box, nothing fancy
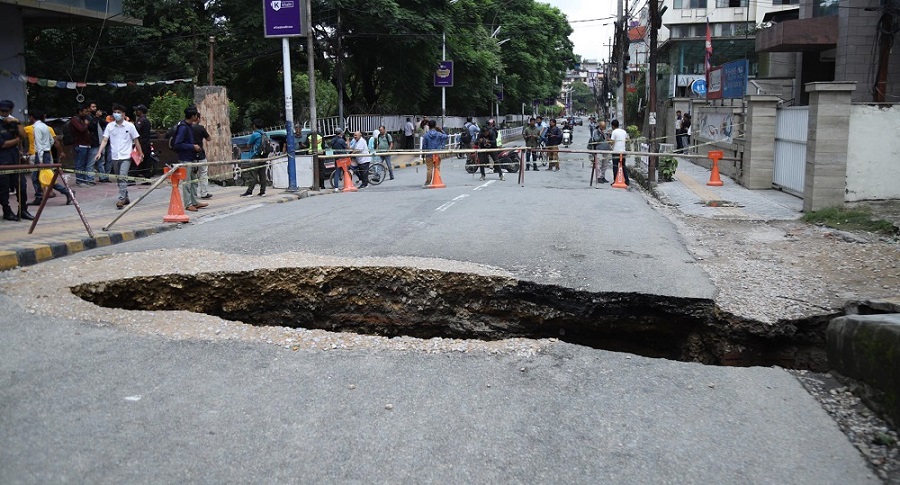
[705,18,712,77]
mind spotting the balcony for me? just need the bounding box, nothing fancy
[0,0,141,26]
[755,16,837,53]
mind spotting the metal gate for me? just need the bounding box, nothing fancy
[773,106,809,196]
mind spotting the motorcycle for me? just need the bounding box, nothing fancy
[464,148,521,173]
[562,128,572,147]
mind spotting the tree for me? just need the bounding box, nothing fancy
[569,81,594,114]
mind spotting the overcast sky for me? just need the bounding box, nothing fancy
[539,0,617,63]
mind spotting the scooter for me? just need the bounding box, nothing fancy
[562,128,572,147]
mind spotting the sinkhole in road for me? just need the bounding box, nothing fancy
[71,266,835,370]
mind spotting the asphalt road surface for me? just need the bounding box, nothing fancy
[0,125,875,483]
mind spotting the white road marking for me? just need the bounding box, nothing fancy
[435,194,470,212]
[473,180,496,191]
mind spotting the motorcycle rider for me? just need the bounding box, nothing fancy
[476,119,503,181]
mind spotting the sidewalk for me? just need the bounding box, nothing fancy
[0,153,430,271]
[652,156,804,220]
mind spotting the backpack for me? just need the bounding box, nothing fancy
[460,127,472,144]
[165,123,179,150]
[255,131,273,158]
[62,120,75,146]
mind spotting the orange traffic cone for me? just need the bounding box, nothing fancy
[611,153,628,189]
[707,150,724,186]
[336,158,358,193]
[426,154,446,189]
[163,166,189,223]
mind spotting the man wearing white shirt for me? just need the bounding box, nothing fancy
[350,131,371,189]
[27,110,72,206]
[94,103,143,209]
[609,119,630,186]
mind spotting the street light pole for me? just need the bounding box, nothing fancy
[442,31,447,127]
[648,0,659,184]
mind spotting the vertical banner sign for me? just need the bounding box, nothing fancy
[434,61,454,87]
[264,0,306,37]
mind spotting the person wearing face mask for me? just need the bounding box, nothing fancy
[94,103,143,209]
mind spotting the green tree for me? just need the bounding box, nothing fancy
[569,80,594,114]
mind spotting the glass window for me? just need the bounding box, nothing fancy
[814,0,838,16]
[773,0,799,4]
[674,0,683,8]
[716,0,747,6]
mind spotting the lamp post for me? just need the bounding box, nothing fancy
[442,0,459,127]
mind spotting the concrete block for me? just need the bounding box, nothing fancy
[827,314,900,427]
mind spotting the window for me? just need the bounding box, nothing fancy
[716,0,747,6]
[772,0,799,4]
[674,0,707,8]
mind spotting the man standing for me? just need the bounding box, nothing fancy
[94,103,143,209]
[0,100,31,221]
[544,118,563,171]
[328,128,348,191]
[674,110,684,151]
[404,117,414,150]
[171,107,207,211]
[241,119,269,197]
[88,102,109,182]
[25,110,72,206]
[522,117,541,171]
[465,116,480,146]
[421,120,449,186]
[374,125,394,180]
[350,130,371,189]
[192,114,213,199]
[69,105,92,187]
[609,119,630,187]
[131,105,153,185]
[591,121,611,184]
[475,119,503,181]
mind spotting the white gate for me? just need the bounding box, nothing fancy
[773,106,808,196]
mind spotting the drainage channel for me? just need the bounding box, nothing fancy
[71,266,837,370]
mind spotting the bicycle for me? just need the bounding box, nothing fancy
[365,156,393,186]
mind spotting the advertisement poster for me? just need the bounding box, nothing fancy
[434,61,454,87]
[263,0,305,38]
[696,110,736,144]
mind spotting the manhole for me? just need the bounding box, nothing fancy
[71,266,834,369]
[699,200,744,208]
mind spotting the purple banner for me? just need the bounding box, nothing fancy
[433,61,454,87]
[263,0,304,38]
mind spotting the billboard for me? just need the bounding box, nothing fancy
[434,61,454,87]
[707,59,748,99]
[263,0,306,38]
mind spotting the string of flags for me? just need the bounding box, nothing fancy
[0,70,193,89]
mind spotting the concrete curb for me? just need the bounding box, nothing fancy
[0,190,309,272]
[827,313,900,427]
[0,224,183,272]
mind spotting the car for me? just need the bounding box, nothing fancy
[574,117,583,126]
[231,128,314,159]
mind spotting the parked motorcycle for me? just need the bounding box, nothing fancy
[464,148,521,173]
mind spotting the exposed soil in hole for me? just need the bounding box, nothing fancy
[71,266,837,370]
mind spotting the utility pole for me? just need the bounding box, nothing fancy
[337,7,344,129]
[306,0,319,189]
[617,0,625,124]
[647,0,660,184]
[208,36,215,86]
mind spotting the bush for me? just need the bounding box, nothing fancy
[626,125,640,139]
[148,91,192,130]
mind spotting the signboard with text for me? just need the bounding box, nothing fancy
[706,59,747,99]
[434,61,454,87]
[264,0,305,38]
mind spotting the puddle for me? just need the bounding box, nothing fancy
[71,266,836,369]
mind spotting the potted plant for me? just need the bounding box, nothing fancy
[659,156,678,182]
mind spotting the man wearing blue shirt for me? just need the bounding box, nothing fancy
[241,119,269,197]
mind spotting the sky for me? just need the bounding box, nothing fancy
[539,0,618,63]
